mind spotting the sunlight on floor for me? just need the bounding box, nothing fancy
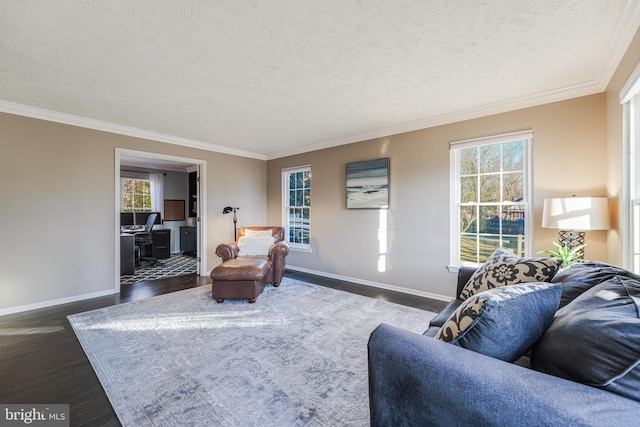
[0,326,66,336]
[79,310,287,331]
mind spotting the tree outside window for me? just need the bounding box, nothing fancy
[452,134,531,265]
[283,167,311,247]
[122,179,152,212]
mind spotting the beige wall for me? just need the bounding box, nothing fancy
[267,94,607,299]
[5,26,638,311]
[0,113,266,312]
[606,26,640,267]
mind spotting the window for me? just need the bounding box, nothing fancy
[630,93,640,272]
[282,166,311,250]
[621,63,640,272]
[121,178,152,212]
[450,131,532,266]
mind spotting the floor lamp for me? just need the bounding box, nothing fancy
[222,206,240,241]
[541,196,610,261]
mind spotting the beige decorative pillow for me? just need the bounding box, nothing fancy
[459,247,562,300]
[244,229,274,238]
[237,236,275,256]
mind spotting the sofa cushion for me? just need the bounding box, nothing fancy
[237,236,275,256]
[435,282,561,362]
[531,275,640,402]
[550,261,640,307]
[459,247,562,300]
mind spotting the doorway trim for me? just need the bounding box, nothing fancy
[114,148,208,293]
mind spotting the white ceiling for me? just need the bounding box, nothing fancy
[1,1,639,160]
[120,153,197,173]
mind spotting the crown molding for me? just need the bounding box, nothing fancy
[267,2,640,160]
[0,100,267,161]
[598,0,640,91]
[267,80,604,160]
[4,0,639,165]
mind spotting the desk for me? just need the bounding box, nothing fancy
[120,234,135,275]
[151,229,170,259]
[180,226,197,255]
[120,230,170,274]
[122,229,171,258]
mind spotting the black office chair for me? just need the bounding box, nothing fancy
[134,213,158,267]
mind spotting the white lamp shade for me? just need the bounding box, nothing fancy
[542,197,610,231]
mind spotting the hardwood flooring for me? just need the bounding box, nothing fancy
[0,271,447,426]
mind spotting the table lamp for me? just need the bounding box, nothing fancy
[541,196,610,261]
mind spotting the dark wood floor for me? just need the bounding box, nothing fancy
[0,271,446,426]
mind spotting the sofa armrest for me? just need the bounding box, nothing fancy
[268,241,290,284]
[215,242,238,261]
[427,298,463,329]
[368,323,640,427]
[456,265,477,298]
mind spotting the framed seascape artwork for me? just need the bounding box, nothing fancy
[346,158,389,209]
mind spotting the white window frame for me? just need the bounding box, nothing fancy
[620,60,640,272]
[120,177,152,212]
[449,130,533,267]
[282,165,312,252]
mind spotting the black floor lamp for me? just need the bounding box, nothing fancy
[223,206,240,240]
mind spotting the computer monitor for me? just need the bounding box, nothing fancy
[120,212,135,226]
[120,212,162,227]
[135,212,162,226]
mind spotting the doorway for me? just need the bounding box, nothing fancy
[114,148,207,293]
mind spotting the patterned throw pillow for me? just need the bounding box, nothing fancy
[459,247,562,300]
[435,282,561,362]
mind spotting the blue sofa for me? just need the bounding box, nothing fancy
[368,264,640,426]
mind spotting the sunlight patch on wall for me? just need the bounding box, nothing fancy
[378,210,388,272]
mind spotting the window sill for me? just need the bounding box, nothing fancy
[447,262,481,273]
[289,245,312,254]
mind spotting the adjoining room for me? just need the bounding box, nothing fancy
[118,151,202,288]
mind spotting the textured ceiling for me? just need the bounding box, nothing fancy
[1,1,639,160]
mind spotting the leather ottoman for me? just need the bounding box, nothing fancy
[210,258,271,303]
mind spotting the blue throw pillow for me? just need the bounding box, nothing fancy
[435,282,561,362]
[550,261,640,307]
[531,275,640,402]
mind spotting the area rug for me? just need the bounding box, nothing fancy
[68,278,435,426]
[120,254,197,285]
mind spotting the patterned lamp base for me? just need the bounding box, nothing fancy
[558,230,586,260]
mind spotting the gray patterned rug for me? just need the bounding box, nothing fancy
[68,278,434,426]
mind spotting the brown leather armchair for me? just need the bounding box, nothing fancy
[214,226,290,286]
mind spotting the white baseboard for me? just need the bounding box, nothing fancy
[1,268,451,316]
[0,289,117,316]
[286,265,452,303]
